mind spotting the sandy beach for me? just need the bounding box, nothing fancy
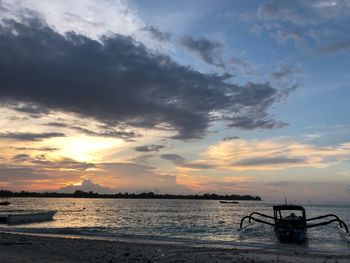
[0,232,349,263]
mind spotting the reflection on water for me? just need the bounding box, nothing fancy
[0,198,349,252]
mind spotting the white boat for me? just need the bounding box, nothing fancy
[0,210,57,224]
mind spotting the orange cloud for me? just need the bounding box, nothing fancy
[201,138,350,171]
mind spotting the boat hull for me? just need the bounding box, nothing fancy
[1,211,57,224]
[274,224,307,242]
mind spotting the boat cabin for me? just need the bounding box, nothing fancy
[273,205,306,225]
[273,205,307,242]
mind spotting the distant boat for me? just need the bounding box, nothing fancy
[0,197,10,206]
[0,210,57,224]
[219,200,238,204]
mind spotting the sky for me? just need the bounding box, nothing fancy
[0,0,350,202]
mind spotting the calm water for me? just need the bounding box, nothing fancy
[0,198,349,253]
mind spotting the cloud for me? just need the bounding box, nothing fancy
[58,179,113,194]
[134,144,165,152]
[11,146,60,152]
[241,1,350,52]
[96,162,190,193]
[160,153,186,165]
[0,155,190,193]
[131,154,156,165]
[180,36,225,68]
[181,162,215,170]
[230,57,259,77]
[9,102,49,118]
[12,154,31,162]
[143,26,171,42]
[0,0,146,42]
[316,40,350,53]
[258,1,312,25]
[231,57,252,68]
[309,0,350,19]
[0,18,290,139]
[222,136,240,141]
[31,158,95,171]
[0,164,51,182]
[274,30,305,45]
[203,138,350,171]
[270,63,302,81]
[160,153,214,170]
[0,132,65,141]
[227,117,287,130]
[46,122,139,140]
[235,156,305,166]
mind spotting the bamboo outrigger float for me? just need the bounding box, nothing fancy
[239,204,350,243]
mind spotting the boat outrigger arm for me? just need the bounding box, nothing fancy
[239,205,350,243]
[240,213,349,233]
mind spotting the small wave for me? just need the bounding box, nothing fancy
[0,226,112,237]
[1,226,349,255]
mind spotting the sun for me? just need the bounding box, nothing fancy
[50,135,122,162]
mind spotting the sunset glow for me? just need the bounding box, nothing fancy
[0,0,350,202]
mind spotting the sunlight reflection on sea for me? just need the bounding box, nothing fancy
[0,198,349,253]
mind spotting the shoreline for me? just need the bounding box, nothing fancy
[0,232,349,262]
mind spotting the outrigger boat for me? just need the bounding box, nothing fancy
[0,197,10,206]
[239,204,350,243]
[220,200,239,204]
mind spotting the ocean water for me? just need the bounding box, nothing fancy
[0,198,349,253]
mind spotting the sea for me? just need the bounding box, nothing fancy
[0,198,349,253]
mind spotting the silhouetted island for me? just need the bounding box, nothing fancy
[0,190,261,201]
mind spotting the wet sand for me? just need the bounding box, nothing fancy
[0,232,349,262]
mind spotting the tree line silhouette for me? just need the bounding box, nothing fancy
[0,189,261,201]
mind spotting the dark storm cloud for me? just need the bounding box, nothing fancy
[0,18,290,140]
[234,156,305,166]
[134,144,165,152]
[9,102,50,117]
[46,122,139,140]
[143,26,171,42]
[160,153,186,165]
[0,132,65,141]
[180,36,225,68]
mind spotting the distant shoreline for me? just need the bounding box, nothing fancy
[0,190,261,201]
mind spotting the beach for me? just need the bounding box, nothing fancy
[0,232,349,263]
